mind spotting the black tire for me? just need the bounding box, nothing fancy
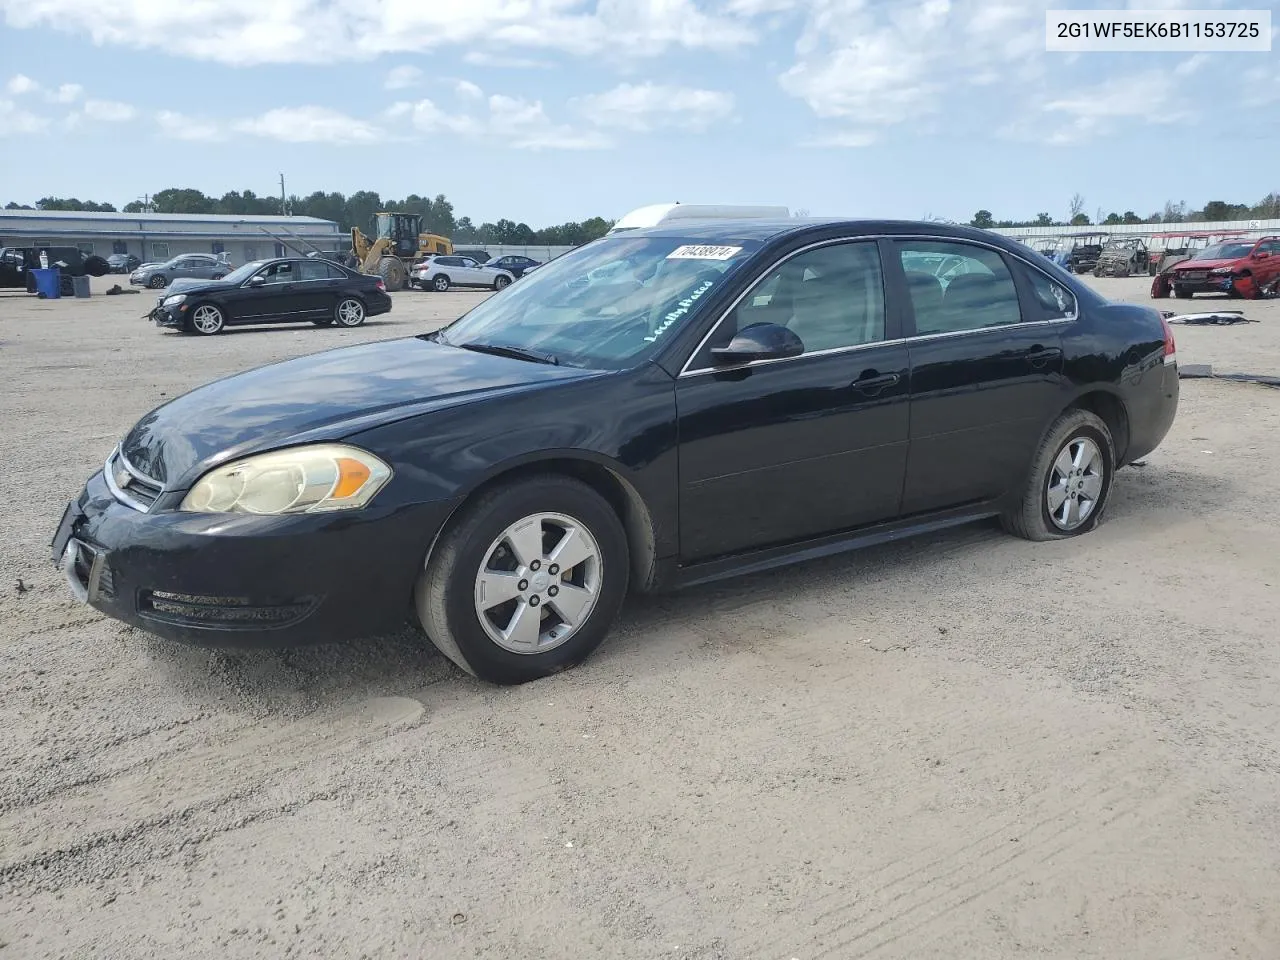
[416,475,630,685]
[59,276,75,297]
[493,275,511,290]
[148,275,166,289]
[377,256,406,292]
[432,274,450,292]
[334,297,366,327]
[1001,409,1115,542]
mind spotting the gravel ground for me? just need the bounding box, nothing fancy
[1,273,1278,959]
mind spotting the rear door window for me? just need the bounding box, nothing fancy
[895,240,1023,336]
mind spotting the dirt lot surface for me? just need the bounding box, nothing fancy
[2,274,1278,959]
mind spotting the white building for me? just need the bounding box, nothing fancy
[0,209,344,265]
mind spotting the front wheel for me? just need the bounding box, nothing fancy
[334,297,366,327]
[415,475,630,685]
[1001,409,1114,541]
[493,275,511,290]
[432,274,450,292]
[188,303,225,335]
[148,275,166,289]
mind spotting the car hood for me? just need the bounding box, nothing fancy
[120,337,600,488]
[165,277,231,296]
[1171,258,1237,271]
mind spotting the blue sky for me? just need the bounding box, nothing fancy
[0,0,1276,227]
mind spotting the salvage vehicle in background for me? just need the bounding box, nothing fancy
[0,245,110,294]
[1093,237,1150,277]
[146,256,392,334]
[1152,237,1279,299]
[1146,230,1248,276]
[130,253,232,289]
[487,254,542,278]
[410,255,515,291]
[1065,233,1108,273]
[53,216,1179,686]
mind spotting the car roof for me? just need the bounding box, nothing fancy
[611,217,1046,252]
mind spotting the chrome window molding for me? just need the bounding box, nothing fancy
[676,232,1080,379]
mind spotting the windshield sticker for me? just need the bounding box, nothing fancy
[666,245,743,261]
[643,279,716,343]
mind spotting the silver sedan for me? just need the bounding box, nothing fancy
[129,254,233,289]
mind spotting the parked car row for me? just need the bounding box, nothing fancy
[409,253,543,291]
[130,253,234,289]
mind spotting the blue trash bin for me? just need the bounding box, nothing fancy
[31,267,61,299]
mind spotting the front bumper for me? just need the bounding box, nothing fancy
[149,302,183,327]
[51,469,451,648]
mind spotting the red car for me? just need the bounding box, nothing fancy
[1154,236,1280,300]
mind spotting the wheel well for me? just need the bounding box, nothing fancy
[433,458,659,593]
[1069,391,1130,463]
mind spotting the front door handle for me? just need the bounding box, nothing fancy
[850,372,901,395]
[1025,345,1062,368]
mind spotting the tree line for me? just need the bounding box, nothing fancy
[969,191,1280,230]
[3,189,616,246]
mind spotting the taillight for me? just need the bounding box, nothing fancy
[376,280,386,292]
[1160,314,1176,365]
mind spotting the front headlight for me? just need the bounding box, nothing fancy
[179,443,392,515]
[163,294,186,306]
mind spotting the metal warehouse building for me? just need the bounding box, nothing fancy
[0,210,344,265]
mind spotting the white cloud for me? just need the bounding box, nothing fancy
[6,73,39,95]
[83,98,136,121]
[0,98,49,135]
[155,110,223,142]
[462,51,553,69]
[455,79,483,100]
[803,129,879,148]
[49,82,82,103]
[0,0,755,66]
[392,89,611,150]
[233,106,382,143]
[572,82,734,132]
[1000,71,1192,145]
[384,65,422,90]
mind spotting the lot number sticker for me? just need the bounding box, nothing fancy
[666,245,743,261]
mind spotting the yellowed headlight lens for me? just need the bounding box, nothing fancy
[179,444,391,515]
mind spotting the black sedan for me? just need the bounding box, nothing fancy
[487,254,541,278]
[147,257,392,335]
[54,218,1179,685]
[107,253,141,274]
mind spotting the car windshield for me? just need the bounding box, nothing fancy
[433,235,760,369]
[221,260,269,284]
[1191,243,1253,261]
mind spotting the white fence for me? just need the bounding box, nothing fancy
[990,218,1280,240]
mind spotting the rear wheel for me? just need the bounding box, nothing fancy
[416,475,630,685]
[1001,409,1114,542]
[334,297,365,327]
[188,303,225,335]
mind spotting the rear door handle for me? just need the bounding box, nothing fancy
[1025,346,1062,368]
[850,372,900,395]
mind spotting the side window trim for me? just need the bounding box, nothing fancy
[679,236,893,377]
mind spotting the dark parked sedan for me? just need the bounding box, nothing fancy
[487,254,542,278]
[54,218,1178,685]
[148,257,392,334]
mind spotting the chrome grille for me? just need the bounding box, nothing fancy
[105,447,164,512]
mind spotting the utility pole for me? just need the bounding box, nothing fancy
[280,173,287,216]
[136,194,152,213]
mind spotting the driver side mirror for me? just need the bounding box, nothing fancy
[1254,250,1270,259]
[710,322,804,364]
[248,275,266,287]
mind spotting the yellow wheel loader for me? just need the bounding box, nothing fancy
[350,212,454,291]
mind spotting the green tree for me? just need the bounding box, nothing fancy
[1122,211,1142,224]
[455,216,477,242]
[1103,212,1122,225]
[970,209,994,229]
[151,188,215,214]
[1034,212,1055,226]
[4,201,34,209]
[1070,212,1091,226]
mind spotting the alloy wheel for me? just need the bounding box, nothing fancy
[1046,436,1104,531]
[336,298,365,326]
[191,304,223,335]
[473,512,602,654]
